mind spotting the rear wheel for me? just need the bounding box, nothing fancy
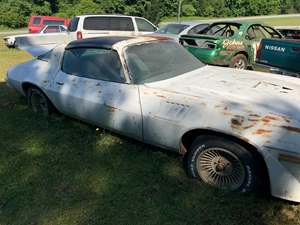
[229,54,248,70]
[186,135,258,193]
[27,87,53,115]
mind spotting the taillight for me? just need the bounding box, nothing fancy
[77,31,83,40]
[256,43,262,59]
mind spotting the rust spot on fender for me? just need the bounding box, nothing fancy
[156,94,167,99]
[104,104,117,113]
[252,129,272,136]
[281,126,300,133]
[249,113,260,118]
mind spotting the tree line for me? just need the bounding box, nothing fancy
[0,0,300,28]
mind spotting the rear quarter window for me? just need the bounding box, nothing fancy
[62,48,125,83]
[83,17,134,31]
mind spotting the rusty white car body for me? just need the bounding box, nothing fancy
[6,36,300,203]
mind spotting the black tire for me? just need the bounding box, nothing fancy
[186,135,258,193]
[27,87,53,115]
[229,54,248,70]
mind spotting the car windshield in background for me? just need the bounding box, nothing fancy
[202,23,241,37]
[156,24,189,35]
[125,41,204,84]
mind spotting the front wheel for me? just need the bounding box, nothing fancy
[186,135,258,193]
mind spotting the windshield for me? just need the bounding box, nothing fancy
[125,41,204,84]
[156,24,189,35]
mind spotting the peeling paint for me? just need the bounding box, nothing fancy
[281,126,300,133]
[252,129,272,136]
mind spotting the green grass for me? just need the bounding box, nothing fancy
[162,15,300,26]
[0,26,27,33]
[249,16,300,26]
[0,35,300,225]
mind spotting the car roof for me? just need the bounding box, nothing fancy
[66,36,135,50]
[162,21,208,26]
[66,36,172,50]
[77,14,137,18]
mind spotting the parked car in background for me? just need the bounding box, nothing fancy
[3,25,67,48]
[6,36,300,203]
[68,15,158,40]
[179,21,282,70]
[256,38,300,76]
[276,26,300,39]
[29,16,70,33]
[152,22,210,41]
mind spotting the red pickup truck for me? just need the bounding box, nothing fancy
[28,16,70,33]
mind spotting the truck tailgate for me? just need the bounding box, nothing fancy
[257,38,300,73]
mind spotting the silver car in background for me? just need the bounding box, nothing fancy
[152,22,210,41]
[6,36,300,203]
[3,25,67,48]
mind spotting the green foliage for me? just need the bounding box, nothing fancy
[182,4,197,16]
[0,0,32,28]
[0,0,299,28]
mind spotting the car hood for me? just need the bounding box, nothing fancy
[145,66,300,117]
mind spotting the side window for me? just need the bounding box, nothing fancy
[136,18,157,32]
[44,26,60,33]
[188,24,208,35]
[247,25,267,40]
[68,17,79,32]
[262,26,282,39]
[62,48,125,83]
[110,17,134,31]
[32,17,41,25]
[83,17,109,30]
[60,26,67,32]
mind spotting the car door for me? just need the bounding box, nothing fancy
[50,47,143,140]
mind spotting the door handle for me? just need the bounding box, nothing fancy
[56,81,64,85]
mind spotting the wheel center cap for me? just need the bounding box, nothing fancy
[213,157,233,175]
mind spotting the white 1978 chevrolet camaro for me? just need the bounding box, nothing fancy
[6,36,300,202]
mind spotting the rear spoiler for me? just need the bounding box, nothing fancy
[14,33,69,57]
[180,34,220,41]
[18,44,57,57]
[179,35,218,49]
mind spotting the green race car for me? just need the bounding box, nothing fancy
[179,21,282,69]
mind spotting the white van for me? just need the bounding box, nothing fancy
[68,15,158,40]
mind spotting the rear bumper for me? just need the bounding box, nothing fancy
[255,63,300,77]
